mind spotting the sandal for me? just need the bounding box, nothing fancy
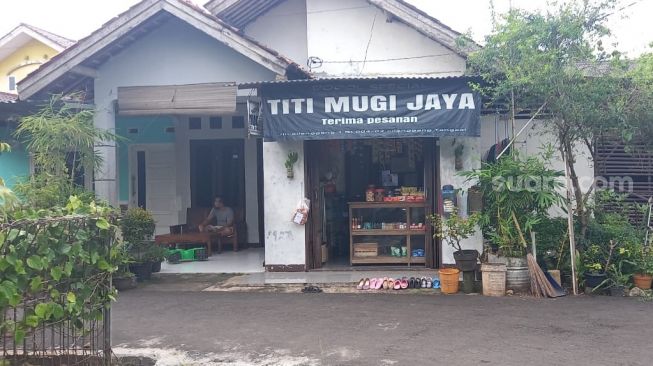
[369,278,377,289]
[374,278,383,290]
[409,277,415,288]
[426,278,432,288]
[356,278,365,290]
[382,277,389,290]
[363,278,370,290]
[301,285,323,293]
[421,278,427,288]
[388,278,395,290]
[393,279,401,290]
[432,278,441,289]
[400,277,409,289]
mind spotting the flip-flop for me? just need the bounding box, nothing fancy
[409,277,415,288]
[363,278,370,290]
[393,279,402,290]
[356,278,365,290]
[374,278,383,290]
[421,278,427,288]
[388,278,395,289]
[382,277,389,290]
[369,278,377,289]
[432,278,441,289]
[426,278,432,288]
[301,285,323,293]
[400,277,409,289]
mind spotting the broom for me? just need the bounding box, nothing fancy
[512,212,564,298]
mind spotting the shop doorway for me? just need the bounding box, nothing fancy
[305,138,440,270]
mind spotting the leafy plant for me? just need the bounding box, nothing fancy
[285,151,299,170]
[429,209,480,253]
[0,196,123,344]
[461,151,564,257]
[121,207,155,244]
[632,244,653,275]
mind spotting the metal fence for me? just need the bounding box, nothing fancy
[1,216,113,366]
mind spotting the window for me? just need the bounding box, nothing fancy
[232,116,245,129]
[189,117,202,130]
[8,76,16,91]
[210,117,222,129]
[165,127,175,133]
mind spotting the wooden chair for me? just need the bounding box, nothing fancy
[214,209,246,253]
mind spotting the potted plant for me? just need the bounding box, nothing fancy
[633,244,653,290]
[430,209,481,271]
[581,241,616,289]
[147,244,168,273]
[113,269,137,291]
[285,151,299,179]
[121,207,156,281]
[606,259,633,296]
[430,209,480,293]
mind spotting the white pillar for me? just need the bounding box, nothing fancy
[263,141,306,269]
[94,99,118,206]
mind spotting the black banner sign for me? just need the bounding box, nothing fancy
[260,78,481,140]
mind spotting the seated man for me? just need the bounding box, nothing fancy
[198,197,234,236]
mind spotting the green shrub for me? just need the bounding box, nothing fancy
[121,207,155,244]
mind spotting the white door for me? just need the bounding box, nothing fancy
[130,144,178,235]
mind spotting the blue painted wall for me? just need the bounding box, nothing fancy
[116,116,175,202]
[0,128,30,188]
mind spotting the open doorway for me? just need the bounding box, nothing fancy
[190,139,245,212]
[306,138,439,270]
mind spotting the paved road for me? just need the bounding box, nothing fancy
[112,286,653,366]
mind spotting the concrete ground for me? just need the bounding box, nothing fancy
[112,277,653,366]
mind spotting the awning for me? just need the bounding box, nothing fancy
[117,82,237,116]
[256,77,481,141]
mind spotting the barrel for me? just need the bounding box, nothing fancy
[481,263,506,296]
[505,257,530,293]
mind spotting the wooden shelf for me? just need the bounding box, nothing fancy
[351,229,427,236]
[349,201,427,209]
[349,201,431,266]
[351,256,409,264]
[350,256,426,264]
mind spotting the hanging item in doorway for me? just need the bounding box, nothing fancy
[291,198,311,225]
[454,143,465,171]
[285,151,299,179]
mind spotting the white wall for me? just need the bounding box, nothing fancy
[305,0,466,77]
[243,0,308,66]
[263,141,306,267]
[439,128,485,264]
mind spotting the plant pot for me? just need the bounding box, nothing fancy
[505,256,530,293]
[113,276,137,291]
[481,263,507,297]
[286,167,294,179]
[151,261,162,273]
[439,268,460,294]
[609,285,625,297]
[453,250,479,272]
[584,272,608,289]
[633,273,653,290]
[129,263,152,281]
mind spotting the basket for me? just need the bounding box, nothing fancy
[353,243,378,257]
[193,247,208,261]
[180,248,197,261]
[166,249,182,264]
[439,268,460,294]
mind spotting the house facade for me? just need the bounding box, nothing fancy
[15,0,595,272]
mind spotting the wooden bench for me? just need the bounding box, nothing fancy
[154,207,242,256]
